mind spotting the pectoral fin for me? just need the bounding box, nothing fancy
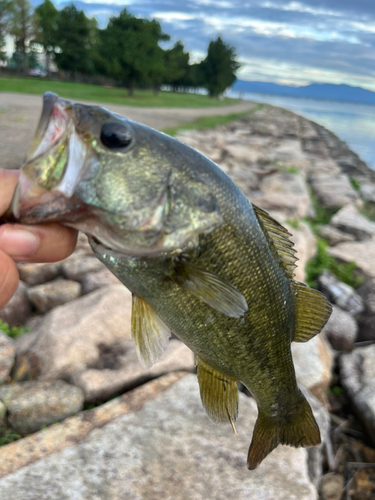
[196,356,239,433]
[292,282,332,342]
[131,294,171,368]
[177,262,248,318]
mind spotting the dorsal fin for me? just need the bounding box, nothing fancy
[292,281,332,342]
[252,204,298,280]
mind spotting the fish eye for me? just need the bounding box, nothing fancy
[100,121,132,149]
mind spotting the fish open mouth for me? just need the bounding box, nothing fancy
[11,93,88,222]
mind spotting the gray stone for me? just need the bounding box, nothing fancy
[15,285,194,403]
[319,473,344,500]
[17,262,61,286]
[0,281,31,328]
[0,380,84,435]
[317,270,364,315]
[81,269,121,295]
[254,172,313,219]
[357,278,375,341]
[27,279,82,313]
[340,345,375,440]
[0,401,5,427]
[285,221,316,283]
[360,183,375,203]
[292,334,333,404]
[328,241,375,279]
[61,254,106,282]
[322,305,357,351]
[330,204,375,241]
[0,375,318,499]
[0,332,15,384]
[319,225,355,246]
[310,173,358,209]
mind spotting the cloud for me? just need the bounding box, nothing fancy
[49,0,375,89]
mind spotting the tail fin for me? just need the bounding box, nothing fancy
[247,393,320,470]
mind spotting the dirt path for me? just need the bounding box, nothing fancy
[0,93,255,170]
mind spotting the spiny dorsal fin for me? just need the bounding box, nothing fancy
[292,281,332,342]
[252,204,297,280]
[131,294,171,368]
[176,261,248,318]
[196,356,239,431]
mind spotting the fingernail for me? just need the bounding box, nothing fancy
[0,226,40,257]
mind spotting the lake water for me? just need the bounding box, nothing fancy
[229,91,375,170]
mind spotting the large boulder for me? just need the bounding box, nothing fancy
[322,305,357,351]
[328,240,375,279]
[357,278,375,341]
[317,270,364,315]
[329,204,375,241]
[0,374,319,499]
[17,262,61,286]
[340,345,375,442]
[309,173,358,209]
[15,285,194,403]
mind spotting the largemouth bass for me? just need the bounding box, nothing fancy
[5,93,332,469]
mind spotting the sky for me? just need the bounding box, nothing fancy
[53,0,375,90]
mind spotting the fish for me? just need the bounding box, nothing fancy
[5,92,332,469]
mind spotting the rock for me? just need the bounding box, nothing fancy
[317,270,364,315]
[61,254,107,282]
[310,173,358,209]
[17,262,61,286]
[254,172,313,219]
[319,473,344,500]
[0,380,84,435]
[360,183,375,203]
[319,225,356,246]
[357,279,375,341]
[340,345,375,442]
[15,285,194,403]
[292,334,333,404]
[328,241,375,279]
[330,204,375,241]
[73,339,194,403]
[0,281,31,327]
[11,350,42,382]
[285,221,316,283]
[81,269,121,295]
[0,332,15,384]
[0,401,5,427]
[322,305,357,351]
[0,374,318,499]
[27,279,82,313]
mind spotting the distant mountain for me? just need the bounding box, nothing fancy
[231,80,375,105]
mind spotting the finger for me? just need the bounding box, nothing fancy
[0,169,20,215]
[0,249,19,309]
[0,223,78,263]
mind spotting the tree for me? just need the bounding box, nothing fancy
[33,0,58,76]
[0,0,14,62]
[55,4,97,78]
[163,41,189,89]
[96,8,169,95]
[10,0,34,73]
[201,36,240,97]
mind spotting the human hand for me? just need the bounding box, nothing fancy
[0,168,78,308]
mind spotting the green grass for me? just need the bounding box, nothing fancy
[0,320,29,338]
[361,201,375,222]
[350,177,361,191]
[0,77,239,108]
[305,238,364,289]
[163,103,264,136]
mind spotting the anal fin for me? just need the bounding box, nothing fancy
[196,356,239,431]
[131,294,171,368]
[247,391,321,469]
[292,281,332,342]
